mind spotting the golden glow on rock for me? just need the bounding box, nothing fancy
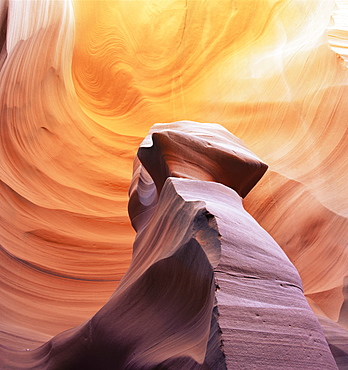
[0,0,347,356]
[328,0,348,67]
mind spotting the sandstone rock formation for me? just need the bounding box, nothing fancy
[0,122,339,369]
[0,0,347,368]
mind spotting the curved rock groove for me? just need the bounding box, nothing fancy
[0,121,340,369]
[0,0,347,368]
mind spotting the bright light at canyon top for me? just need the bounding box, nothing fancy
[71,0,347,135]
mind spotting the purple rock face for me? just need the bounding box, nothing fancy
[0,122,339,369]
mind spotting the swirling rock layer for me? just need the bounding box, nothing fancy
[0,122,339,369]
[0,0,347,368]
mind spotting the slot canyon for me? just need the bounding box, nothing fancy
[0,0,347,368]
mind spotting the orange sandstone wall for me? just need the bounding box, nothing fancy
[0,0,347,350]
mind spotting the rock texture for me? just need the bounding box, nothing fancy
[0,122,338,369]
[327,0,348,67]
[0,0,347,368]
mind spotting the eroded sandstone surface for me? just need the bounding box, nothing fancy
[0,0,347,368]
[0,122,339,369]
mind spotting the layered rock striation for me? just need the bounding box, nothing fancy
[0,122,338,369]
[0,0,347,368]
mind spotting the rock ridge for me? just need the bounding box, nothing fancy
[0,122,338,369]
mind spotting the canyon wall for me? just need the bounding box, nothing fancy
[0,0,347,368]
[0,122,339,369]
